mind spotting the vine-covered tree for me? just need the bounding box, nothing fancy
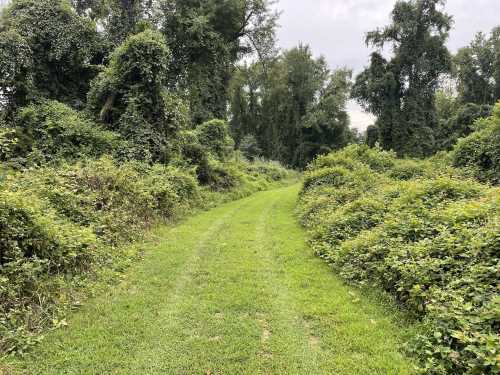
[352,0,452,157]
[87,28,189,163]
[159,0,279,124]
[0,0,102,111]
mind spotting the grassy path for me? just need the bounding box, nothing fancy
[7,185,416,374]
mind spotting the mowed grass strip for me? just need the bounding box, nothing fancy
[5,184,418,374]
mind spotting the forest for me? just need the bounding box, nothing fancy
[0,0,498,374]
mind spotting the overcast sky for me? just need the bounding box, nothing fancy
[272,0,500,131]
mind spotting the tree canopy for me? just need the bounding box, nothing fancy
[352,0,452,157]
[229,45,354,168]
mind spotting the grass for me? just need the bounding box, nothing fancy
[3,184,418,374]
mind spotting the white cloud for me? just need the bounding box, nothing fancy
[348,100,375,132]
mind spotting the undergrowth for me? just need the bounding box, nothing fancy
[0,154,295,356]
[298,144,499,374]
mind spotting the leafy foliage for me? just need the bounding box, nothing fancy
[2,100,126,166]
[87,28,189,163]
[0,0,102,110]
[454,27,500,106]
[239,134,262,161]
[299,145,499,374]
[230,47,354,168]
[352,0,452,157]
[195,119,234,161]
[0,29,33,111]
[160,0,279,124]
[452,102,500,185]
[435,102,492,151]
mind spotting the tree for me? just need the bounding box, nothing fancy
[352,0,452,157]
[436,102,492,150]
[454,27,500,106]
[159,0,279,124]
[0,0,102,110]
[0,30,33,113]
[365,125,380,147]
[229,66,251,147]
[70,0,152,44]
[105,0,148,45]
[229,45,353,168]
[196,119,234,161]
[239,134,262,160]
[87,28,189,163]
[298,69,353,168]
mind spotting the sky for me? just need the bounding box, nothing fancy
[272,0,500,131]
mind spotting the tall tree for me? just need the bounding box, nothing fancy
[352,0,452,157]
[230,45,353,168]
[159,0,279,124]
[298,69,352,168]
[454,27,500,106]
[0,0,102,111]
[70,0,151,44]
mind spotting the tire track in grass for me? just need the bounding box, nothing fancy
[249,192,322,373]
[7,196,254,375]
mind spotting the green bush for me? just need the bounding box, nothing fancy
[195,119,235,161]
[303,166,352,190]
[5,100,126,166]
[389,159,430,180]
[0,189,99,353]
[244,158,291,182]
[6,157,200,244]
[0,127,18,161]
[299,145,499,374]
[452,103,500,185]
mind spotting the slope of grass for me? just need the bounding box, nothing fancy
[3,184,417,374]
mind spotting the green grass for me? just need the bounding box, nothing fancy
[4,184,418,374]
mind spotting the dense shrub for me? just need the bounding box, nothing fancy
[0,189,99,353]
[244,159,290,182]
[3,100,126,166]
[195,119,234,161]
[5,157,200,245]
[299,145,499,374]
[452,103,500,185]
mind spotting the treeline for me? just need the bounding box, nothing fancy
[353,0,500,157]
[229,46,355,169]
[229,0,500,167]
[4,0,495,169]
[0,0,279,164]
